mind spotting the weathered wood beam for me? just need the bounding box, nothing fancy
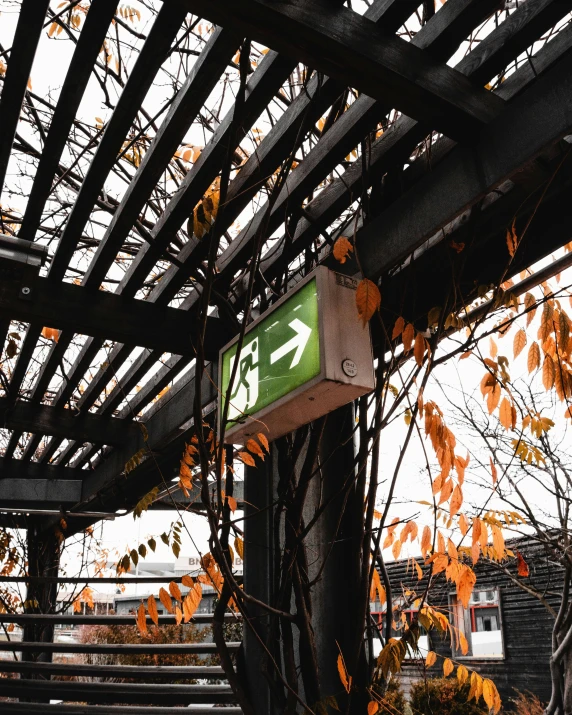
[212,0,505,290]
[259,0,572,284]
[355,50,572,279]
[0,456,79,482]
[0,276,233,357]
[18,0,118,241]
[181,0,504,141]
[0,397,139,446]
[0,478,82,504]
[123,0,419,304]
[0,0,51,193]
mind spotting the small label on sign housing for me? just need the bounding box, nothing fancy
[342,358,358,378]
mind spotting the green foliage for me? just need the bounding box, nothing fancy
[410,677,488,715]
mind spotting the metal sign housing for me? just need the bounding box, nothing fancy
[219,266,375,444]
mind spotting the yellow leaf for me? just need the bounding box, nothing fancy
[332,236,353,264]
[181,574,194,588]
[234,536,244,560]
[483,679,496,711]
[425,650,437,667]
[513,329,526,358]
[527,341,540,373]
[443,658,454,677]
[136,603,147,634]
[367,702,379,715]
[41,326,59,342]
[459,632,469,656]
[543,354,555,391]
[147,595,159,626]
[159,587,173,614]
[457,664,469,685]
[356,279,381,326]
[402,323,415,353]
[238,451,256,467]
[169,581,182,602]
[392,316,405,340]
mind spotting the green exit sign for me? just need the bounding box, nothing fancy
[219,267,374,444]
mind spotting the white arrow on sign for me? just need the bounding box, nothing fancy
[270,318,312,369]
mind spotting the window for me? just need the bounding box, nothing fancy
[450,588,504,658]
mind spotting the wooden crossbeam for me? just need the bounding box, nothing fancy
[212,0,505,290]
[0,0,51,193]
[0,276,233,357]
[259,0,572,284]
[181,0,503,141]
[0,396,139,446]
[356,50,572,279]
[0,478,82,504]
[0,456,79,482]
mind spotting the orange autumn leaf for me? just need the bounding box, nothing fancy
[41,326,59,342]
[457,565,476,608]
[499,397,513,431]
[337,651,351,693]
[136,603,147,634]
[425,650,437,667]
[543,354,555,390]
[159,587,173,614]
[516,551,529,577]
[527,342,540,373]
[443,658,454,677]
[368,702,379,715]
[227,495,238,513]
[457,664,469,685]
[402,323,415,353]
[147,595,159,626]
[421,525,432,558]
[257,432,269,453]
[506,220,518,257]
[238,451,256,467]
[333,236,353,264]
[513,329,527,358]
[356,278,381,326]
[450,484,463,518]
[392,316,405,340]
[169,581,182,602]
[174,605,183,625]
[459,514,469,536]
[490,456,498,485]
[181,574,194,588]
[246,438,265,460]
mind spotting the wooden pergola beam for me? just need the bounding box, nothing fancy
[0,276,233,357]
[0,456,79,482]
[356,50,572,279]
[0,0,51,194]
[181,0,504,141]
[0,478,82,505]
[0,397,140,447]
